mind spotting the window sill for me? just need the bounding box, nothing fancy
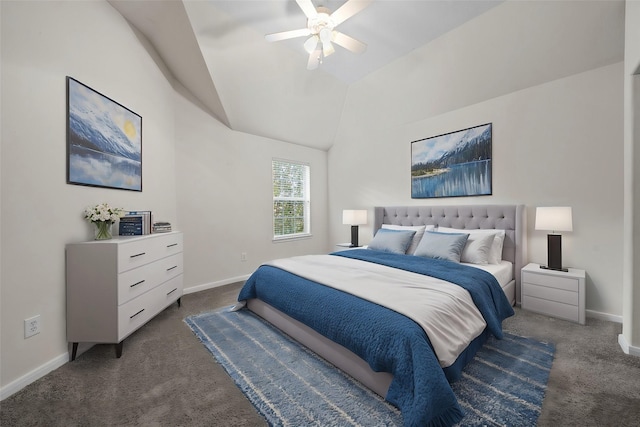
[272,233,312,243]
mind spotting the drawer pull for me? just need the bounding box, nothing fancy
[167,265,178,271]
[130,308,145,319]
[167,243,178,248]
[130,252,146,258]
[130,280,145,288]
[167,288,178,296]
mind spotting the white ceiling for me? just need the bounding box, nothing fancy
[208,0,502,84]
[109,0,503,150]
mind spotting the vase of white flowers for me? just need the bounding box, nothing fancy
[84,203,125,240]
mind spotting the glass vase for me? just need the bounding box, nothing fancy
[94,221,113,240]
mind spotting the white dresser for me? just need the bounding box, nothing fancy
[521,262,585,325]
[66,231,184,359]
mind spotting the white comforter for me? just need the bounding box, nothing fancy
[266,254,487,367]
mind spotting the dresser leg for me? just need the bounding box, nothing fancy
[71,343,78,361]
[115,341,124,358]
[177,297,181,307]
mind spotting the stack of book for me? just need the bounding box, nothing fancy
[119,211,152,236]
[152,222,172,233]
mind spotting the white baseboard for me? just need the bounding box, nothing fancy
[586,309,623,323]
[0,352,69,401]
[618,334,640,357]
[182,274,250,295]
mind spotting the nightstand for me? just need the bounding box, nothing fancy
[521,263,585,324]
[335,243,366,250]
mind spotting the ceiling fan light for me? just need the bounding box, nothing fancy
[319,27,332,44]
[322,40,335,57]
[303,35,319,54]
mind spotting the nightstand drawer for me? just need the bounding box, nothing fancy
[522,295,579,322]
[522,282,578,306]
[522,271,578,292]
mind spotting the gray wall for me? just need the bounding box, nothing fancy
[1,0,179,392]
[622,0,640,353]
[173,82,328,293]
[328,1,626,319]
[0,0,329,396]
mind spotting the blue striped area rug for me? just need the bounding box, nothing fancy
[185,307,554,427]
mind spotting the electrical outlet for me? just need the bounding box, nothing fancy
[241,252,247,262]
[24,315,41,338]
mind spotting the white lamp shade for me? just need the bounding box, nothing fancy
[342,209,367,225]
[535,207,573,232]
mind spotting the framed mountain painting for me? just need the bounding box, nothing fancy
[66,77,142,191]
[411,123,492,199]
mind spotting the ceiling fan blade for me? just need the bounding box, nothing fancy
[330,0,373,27]
[332,31,367,54]
[307,46,321,70]
[265,28,311,42]
[296,0,318,19]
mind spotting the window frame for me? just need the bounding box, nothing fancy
[272,158,311,241]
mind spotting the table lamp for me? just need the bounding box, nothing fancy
[535,206,573,272]
[342,210,367,247]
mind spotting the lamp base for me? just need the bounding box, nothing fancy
[350,225,359,248]
[540,265,569,273]
[545,233,567,272]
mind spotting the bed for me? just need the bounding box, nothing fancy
[235,204,527,426]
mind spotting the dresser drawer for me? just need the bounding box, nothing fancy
[522,282,578,306]
[117,233,183,273]
[156,274,183,310]
[118,290,157,340]
[522,295,579,323]
[117,274,182,340]
[522,270,578,292]
[117,253,183,305]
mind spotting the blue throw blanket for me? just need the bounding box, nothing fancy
[237,250,514,427]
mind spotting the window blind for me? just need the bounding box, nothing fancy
[272,159,310,238]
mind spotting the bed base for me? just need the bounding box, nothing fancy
[504,279,515,306]
[247,297,493,396]
[247,298,393,397]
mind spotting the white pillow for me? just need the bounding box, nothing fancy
[460,233,495,265]
[381,224,434,254]
[437,227,506,264]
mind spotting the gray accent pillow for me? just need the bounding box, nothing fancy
[414,231,470,263]
[381,224,434,255]
[368,228,416,254]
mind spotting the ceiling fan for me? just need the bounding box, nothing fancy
[265,0,372,70]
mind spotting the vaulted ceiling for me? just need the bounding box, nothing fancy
[108,0,502,150]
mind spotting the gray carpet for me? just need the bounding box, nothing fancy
[2,282,639,426]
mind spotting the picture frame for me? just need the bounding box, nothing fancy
[411,123,492,199]
[66,77,142,191]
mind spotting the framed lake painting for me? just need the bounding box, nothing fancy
[66,77,142,191]
[411,123,492,199]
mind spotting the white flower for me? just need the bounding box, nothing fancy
[84,203,125,224]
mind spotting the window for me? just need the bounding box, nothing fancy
[272,159,310,240]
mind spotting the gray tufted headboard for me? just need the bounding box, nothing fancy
[374,204,527,304]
